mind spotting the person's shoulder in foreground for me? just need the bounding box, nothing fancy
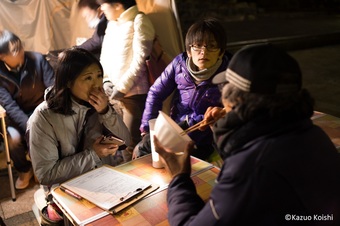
[155,43,340,226]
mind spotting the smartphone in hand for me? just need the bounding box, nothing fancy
[100,136,125,146]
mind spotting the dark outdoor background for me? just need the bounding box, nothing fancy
[177,0,340,38]
[176,0,340,118]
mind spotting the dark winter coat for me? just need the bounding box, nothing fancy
[78,14,107,56]
[167,116,340,226]
[0,51,54,133]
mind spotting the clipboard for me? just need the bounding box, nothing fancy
[51,183,160,225]
[109,183,160,214]
[59,165,158,212]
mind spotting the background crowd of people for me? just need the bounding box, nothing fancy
[1,0,228,193]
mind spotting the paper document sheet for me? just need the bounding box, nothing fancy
[61,165,151,210]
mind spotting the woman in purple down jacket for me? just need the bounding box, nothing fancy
[139,17,231,160]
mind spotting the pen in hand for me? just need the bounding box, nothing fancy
[60,186,82,200]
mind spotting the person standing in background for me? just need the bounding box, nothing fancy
[98,0,155,161]
[77,0,108,58]
[0,29,54,189]
[45,0,107,69]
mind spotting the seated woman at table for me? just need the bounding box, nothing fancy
[27,47,131,188]
[155,44,340,226]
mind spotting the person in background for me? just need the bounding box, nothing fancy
[28,47,131,188]
[0,30,54,190]
[45,0,107,71]
[98,0,155,161]
[77,0,108,58]
[155,43,340,226]
[138,17,231,161]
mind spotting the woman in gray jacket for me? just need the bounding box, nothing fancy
[28,47,131,187]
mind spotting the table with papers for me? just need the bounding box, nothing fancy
[52,154,220,226]
[50,111,340,226]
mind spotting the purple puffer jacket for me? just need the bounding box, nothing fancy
[140,51,230,146]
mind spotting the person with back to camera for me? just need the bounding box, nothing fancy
[28,47,131,190]
[77,0,108,58]
[0,29,54,190]
[137,17,232,161]
[154,43,340,226]
[98,0,155,162]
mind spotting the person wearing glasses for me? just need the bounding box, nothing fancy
[137,17,232,161]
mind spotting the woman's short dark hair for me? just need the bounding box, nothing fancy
[0,30,23,56]
[47,47,103,115]
[96,0,136,9]
[222,83,314,121]
[185,17,227,54]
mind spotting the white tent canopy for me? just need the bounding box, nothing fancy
[0,0,184,58]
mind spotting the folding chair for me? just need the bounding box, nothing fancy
[0,105,16,201]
